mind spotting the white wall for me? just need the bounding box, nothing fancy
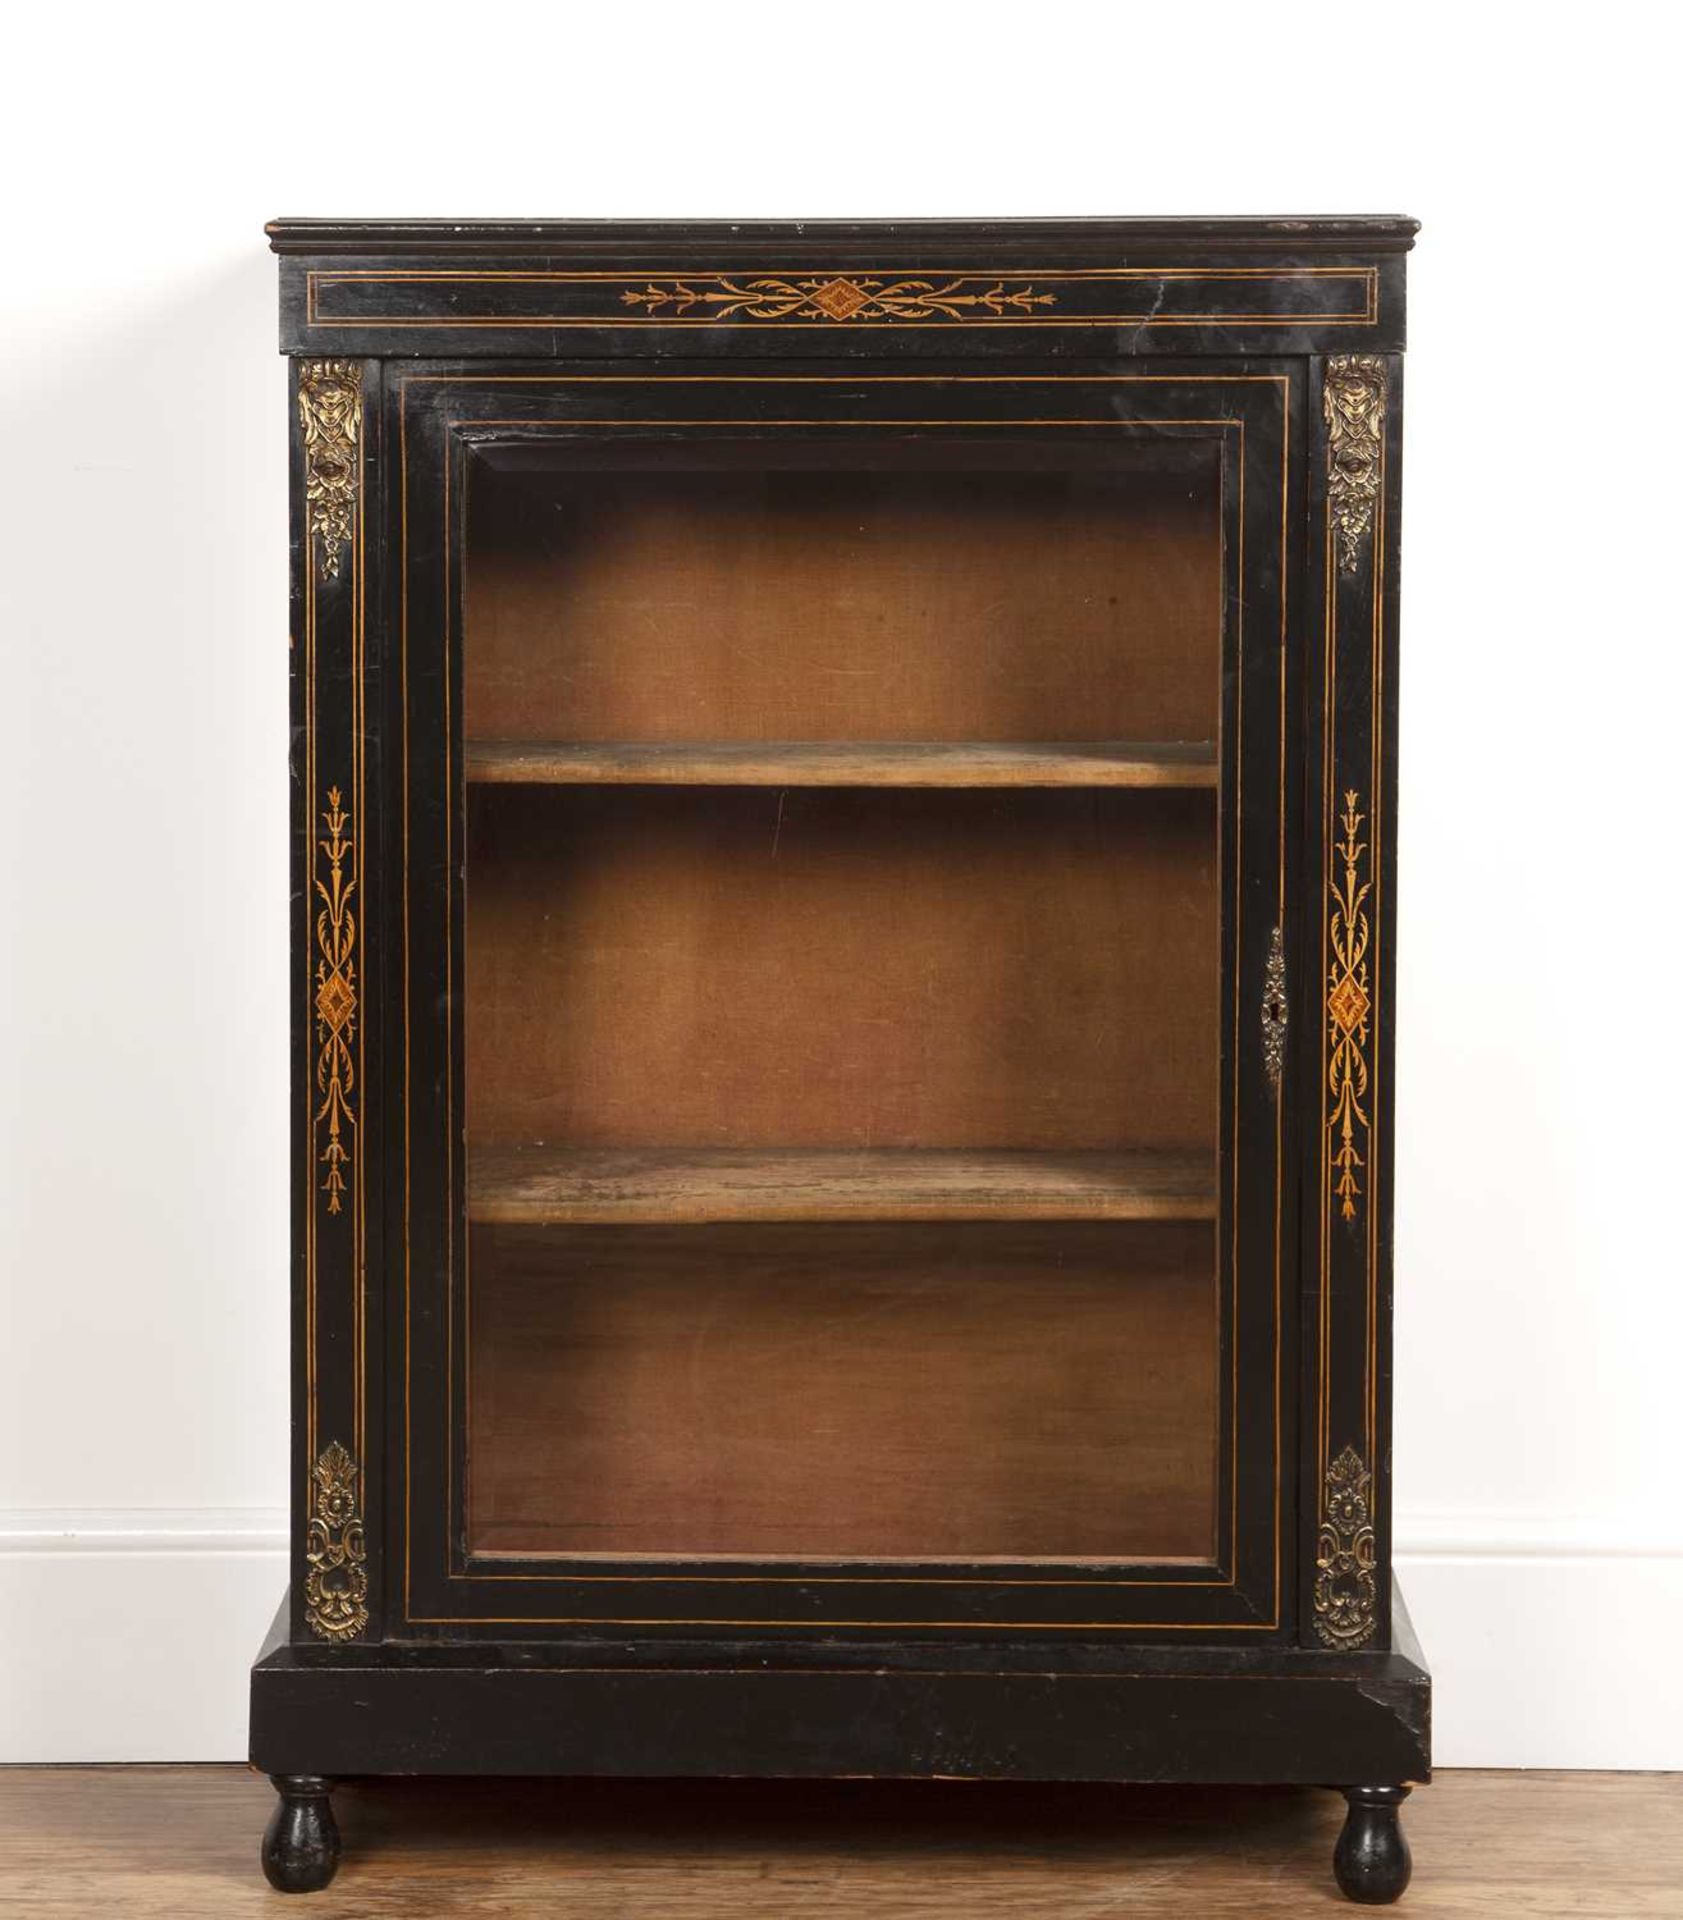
[3,2,1677,1767]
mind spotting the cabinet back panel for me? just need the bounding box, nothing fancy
[464,786,1219,1151]
[463,453,1221,744]
[467,1222,1220,1563]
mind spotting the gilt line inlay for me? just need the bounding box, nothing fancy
[618,275,1057,323]
[314,787,357,1216]
[1327,791,1372,1223]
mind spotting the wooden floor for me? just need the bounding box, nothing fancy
[0,1767,1677,1916]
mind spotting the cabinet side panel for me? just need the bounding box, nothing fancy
[1372,358,1403,1647]
[289,357,385,1646]
[1299,353,1402,1652]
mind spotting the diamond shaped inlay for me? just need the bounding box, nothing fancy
[315,969,356,1036]
[1328,971,1369,1035]
[810,277,871,320]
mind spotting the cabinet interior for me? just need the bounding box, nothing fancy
[460,439,1224,1567]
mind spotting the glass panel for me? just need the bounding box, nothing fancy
[464,446,1220,744]
[461,440,1223,1565]
[470,1225,1217,1562]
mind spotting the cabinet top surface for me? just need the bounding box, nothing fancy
[266,215,1420,255]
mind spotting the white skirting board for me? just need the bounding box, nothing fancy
[0,1513,288,1765]
[2,1511,1680,1767]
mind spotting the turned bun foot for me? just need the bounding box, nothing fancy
[261,1774,341,1893]
[1333,1784,1412,1903]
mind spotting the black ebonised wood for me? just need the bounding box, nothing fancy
[1335,1785,1414,1904]
[261,1775,340,1894]
[253,215,1428,1903]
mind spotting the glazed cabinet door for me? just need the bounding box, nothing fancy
[389,363,1305,1641]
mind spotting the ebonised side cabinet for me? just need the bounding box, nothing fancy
[252,216,1429,1904]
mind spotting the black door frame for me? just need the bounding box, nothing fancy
[386,362,1305,1640]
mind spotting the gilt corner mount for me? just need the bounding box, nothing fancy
[303,1440,368,1643]
[1324,353,1387,574]
[1313,1444,1379,1649]
[298,359,362,580]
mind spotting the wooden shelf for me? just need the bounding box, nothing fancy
[468,1146,1217,1227]
[464,740,1219,790]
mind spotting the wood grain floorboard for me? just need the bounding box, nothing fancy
[0,1767,1678,1916]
